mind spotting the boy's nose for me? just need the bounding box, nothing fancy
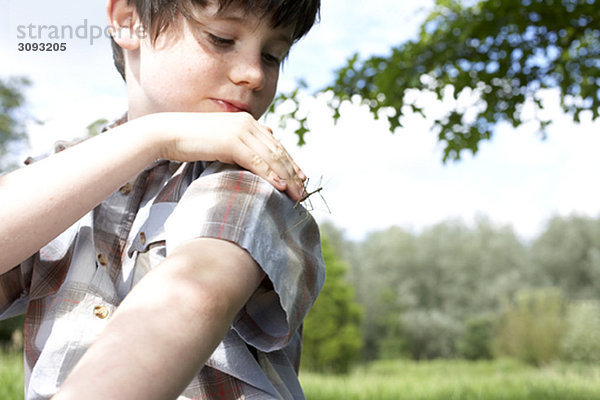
[228,53,265,91]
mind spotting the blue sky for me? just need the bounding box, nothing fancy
[2,0,600,241]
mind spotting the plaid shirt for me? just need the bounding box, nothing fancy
[0,143,325,399]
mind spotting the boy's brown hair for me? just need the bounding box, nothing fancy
[111,0,321,80]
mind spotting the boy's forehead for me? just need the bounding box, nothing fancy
[183,0,295,41]
[187,0,287,26]
[185,0,259,17]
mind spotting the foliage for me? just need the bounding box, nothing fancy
[317,221,358,268]
[493,287,566,365]
[0,76,32,172]
[86,118,109,138]
[531,215,600,300]
[354,218,528,360]
[0,315,25,353]
[301,236,363,373]
[300,359,600,400]
[352,226,419,360]
[399,309,462,360]
[280,0,599,162]
[456,314,495,360]
[560,300,600,363]
[324,215,600,363]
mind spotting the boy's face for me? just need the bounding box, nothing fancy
[125,1,294,120]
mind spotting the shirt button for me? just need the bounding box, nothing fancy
[140,232,146,245]
[97,253,108,266]
[119,183,132,195]
[93,305,109,319]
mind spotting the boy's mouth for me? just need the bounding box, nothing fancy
[212,99,251,114]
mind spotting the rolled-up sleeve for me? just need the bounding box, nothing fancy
[164,162,325,351]
[0,261,32,320]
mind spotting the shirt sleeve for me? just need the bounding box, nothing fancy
[164,162,326,352]
[0,261,32,320]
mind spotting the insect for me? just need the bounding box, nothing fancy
[283,176,331,238]
[295,176,330,211]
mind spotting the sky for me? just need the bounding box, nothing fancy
[2,0,600,242]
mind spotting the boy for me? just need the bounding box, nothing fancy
[0,0,324,399]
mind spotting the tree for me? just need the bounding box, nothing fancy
[318,221,358,268]
[417,218,530,318]
[531,215,600,300]
[354,226,419,360]
[560,300,600,363]
[353,219,530,360]
[280,0,599,161]
[302,236,363,373]
[0,76,32,172]
[399,309,462,360]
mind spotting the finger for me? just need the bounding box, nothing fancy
[265,143,306,199]
[233,139,288,193]
[238,136,305,201]
[254,126,303,180]
[286,175,306,202]
[258,124,306,181]
[277,143,306,181]
[241,123,306,199]
[251,127,298,181]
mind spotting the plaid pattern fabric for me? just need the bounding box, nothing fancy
[0,150,324,399]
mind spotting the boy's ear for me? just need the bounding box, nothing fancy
[107,0,142,50]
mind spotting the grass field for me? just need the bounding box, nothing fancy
[299,358,600,400]
[0,352,24,400]
[3,353,600,399]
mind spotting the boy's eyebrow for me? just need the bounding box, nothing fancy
[211,13,294,45]
[272,32,294,46]
[183,6,294,46]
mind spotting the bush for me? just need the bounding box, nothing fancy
[493,288,566,365]
[561,300,600,363]
[0,315,25,353]
[399,309,462,360]
[456,314,494,360]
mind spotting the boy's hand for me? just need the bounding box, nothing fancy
[140,112,306,201]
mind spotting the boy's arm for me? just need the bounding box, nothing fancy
[0,112,304,275]
[52,237,263,400]
[0,117,159,274]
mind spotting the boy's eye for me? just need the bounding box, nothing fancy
[207,33,234,47]
[204,31,285,67]
[262,53,282,66]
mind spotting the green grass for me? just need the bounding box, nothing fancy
[300,359,600,400]
[0,352,24,400]
[3,354,600,400]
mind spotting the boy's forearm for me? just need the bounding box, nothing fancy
[0,117,162,274]
[52,238,264,400]
[0,111,305,275]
